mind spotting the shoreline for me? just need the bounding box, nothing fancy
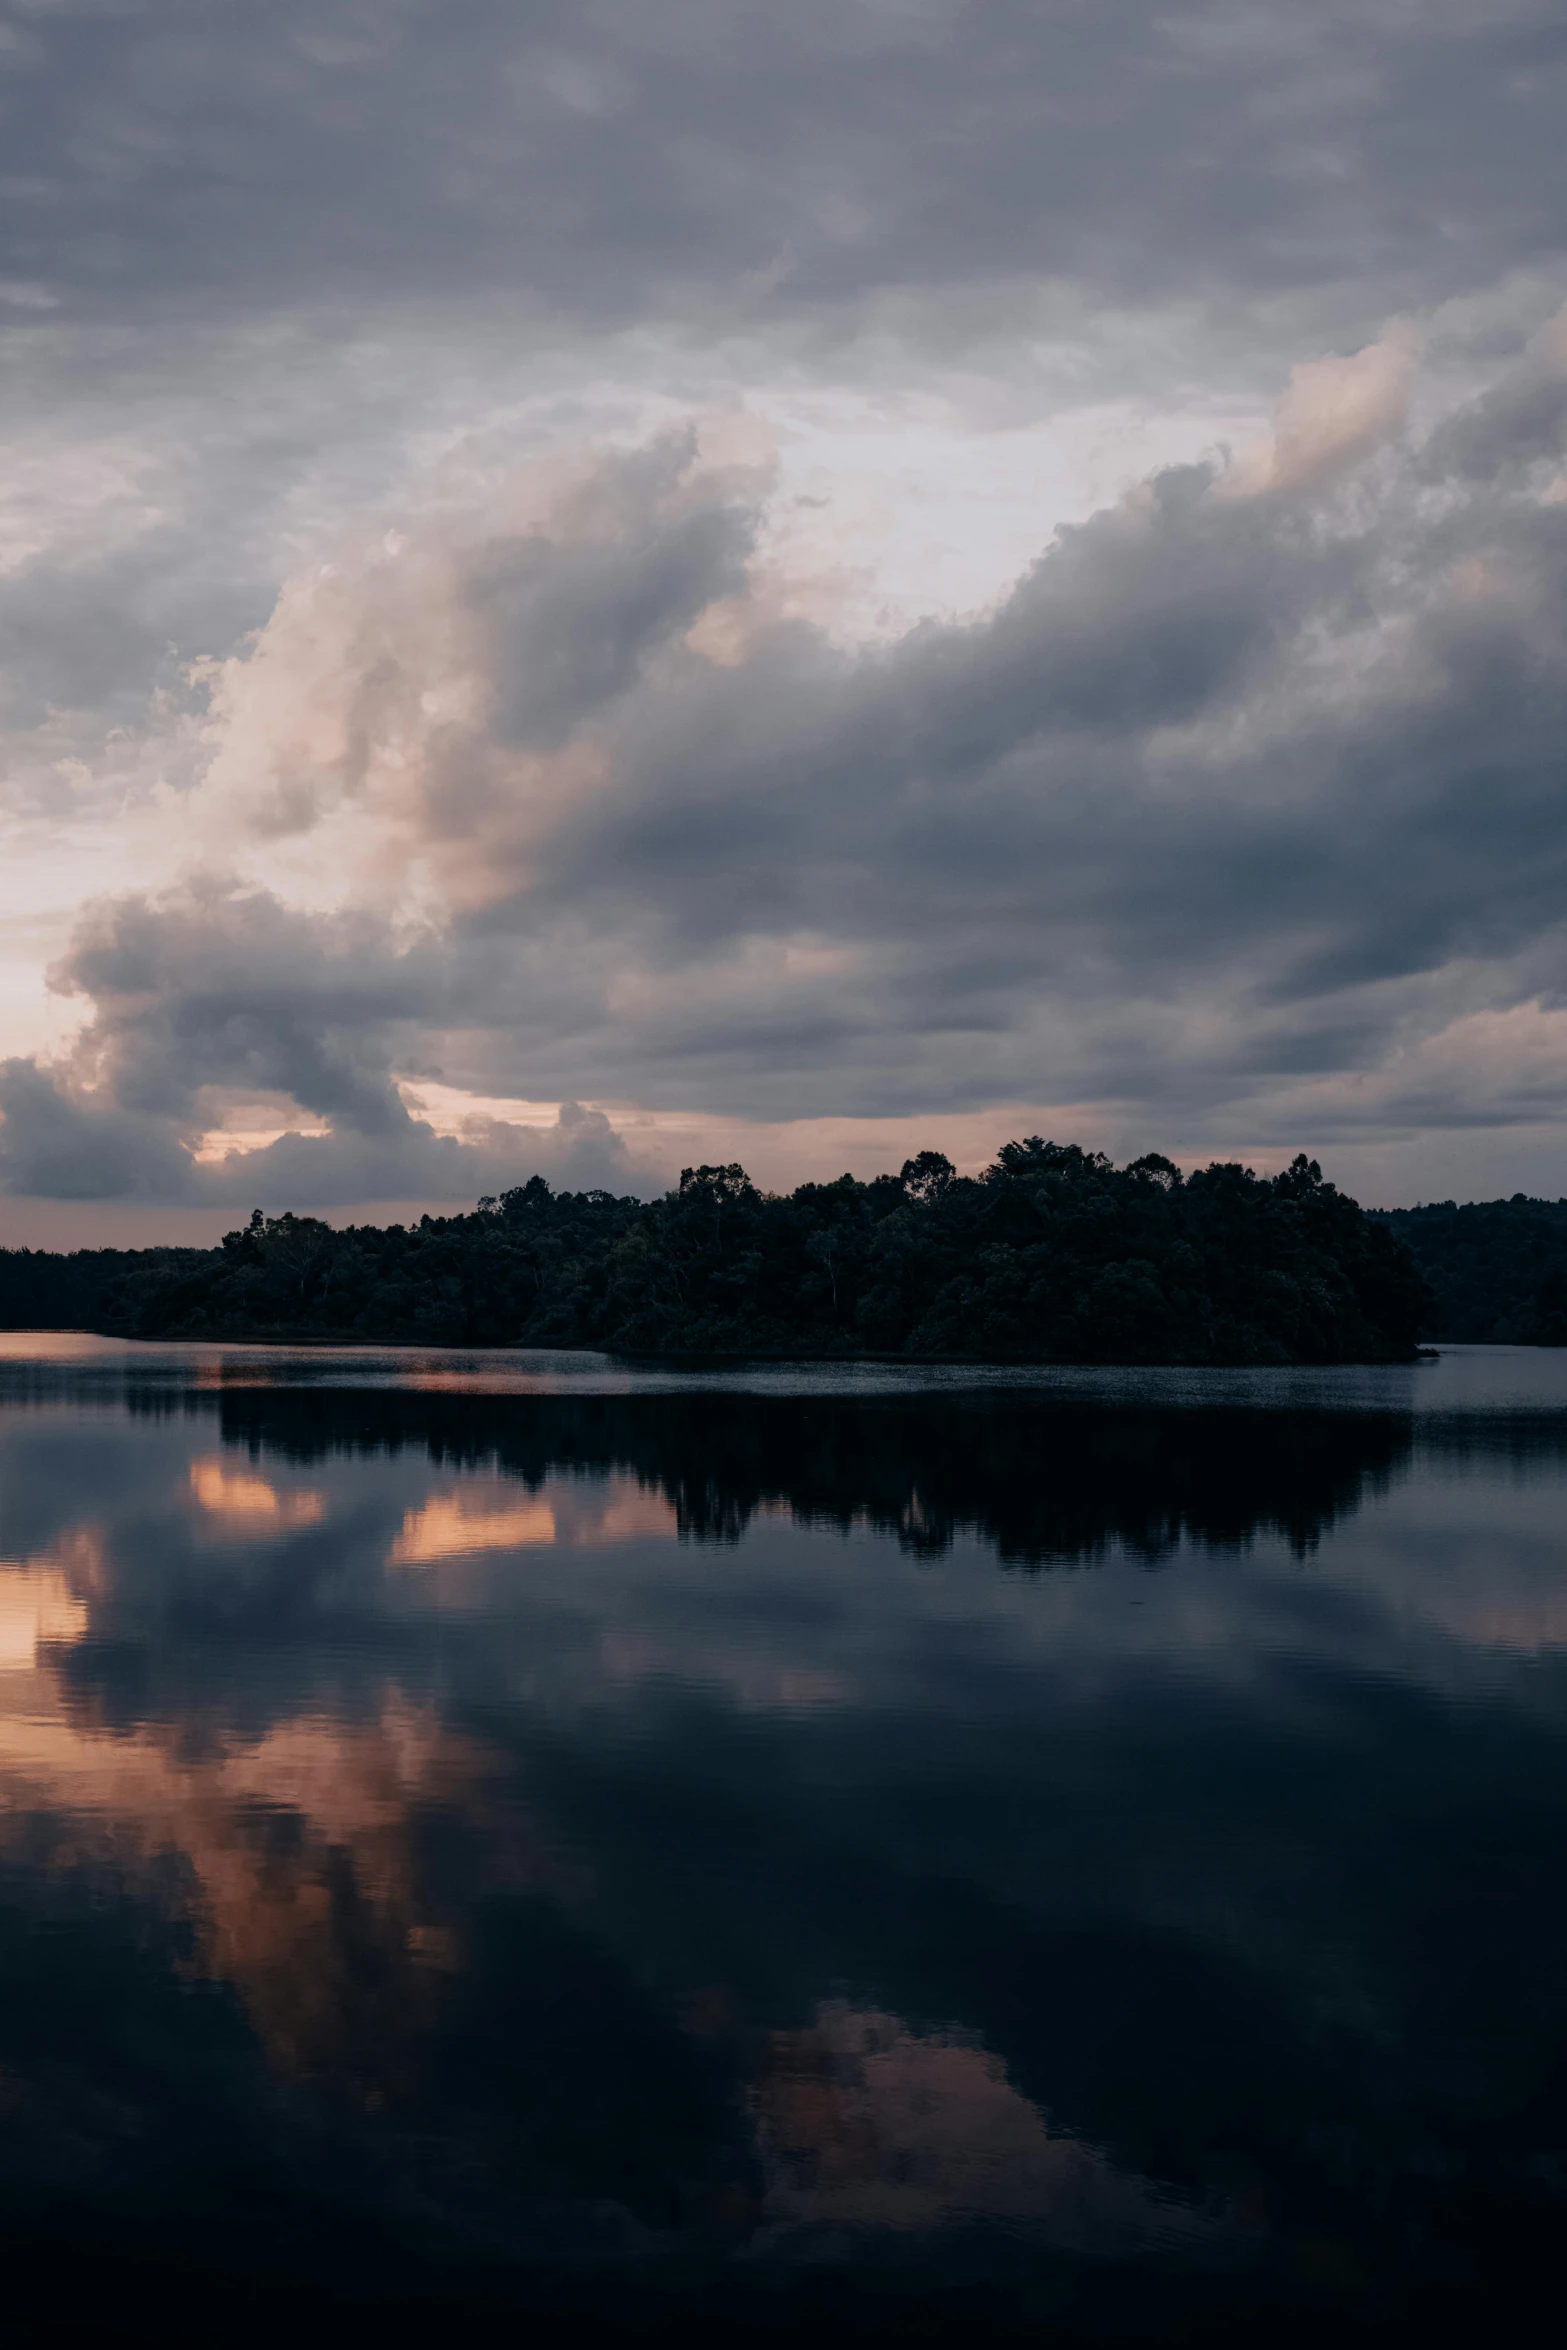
[0,1322,1429,1368]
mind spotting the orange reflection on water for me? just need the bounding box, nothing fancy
[589,1484,680,1541]
[0,1654,540,2095]
[0,1553,91,1667]
[391,1476,677,1565]
[0,1501,558,2096]
[392,1492,558,1563]
[189,1458,326,1528]
[751,2003,1208,2253]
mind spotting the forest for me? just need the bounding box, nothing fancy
[0,1140,1428,1364]
[1375,1196,1567,1344]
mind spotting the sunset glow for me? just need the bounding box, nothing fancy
[189,1459,327,1529]
[391,1493,558,1564]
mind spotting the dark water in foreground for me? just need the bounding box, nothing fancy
[3,1337,1567,2343]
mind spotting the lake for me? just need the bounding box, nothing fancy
[2,1335,1566,2343]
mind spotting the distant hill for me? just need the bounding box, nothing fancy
[1375,1198,1567,1345]
[0,1141,1427,1364]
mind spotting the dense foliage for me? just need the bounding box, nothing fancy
[0,1139,1426,1362]
[1376,1196,1567,1343]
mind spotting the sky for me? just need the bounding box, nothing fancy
[2,0,1567,1243]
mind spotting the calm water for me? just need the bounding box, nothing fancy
[3,1336,1567,2342]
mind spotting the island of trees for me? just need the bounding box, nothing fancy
[0,1140,1429,1363]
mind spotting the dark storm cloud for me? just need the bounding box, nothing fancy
[1,0,1564,326]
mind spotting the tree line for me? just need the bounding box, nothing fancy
[1374,1196,1567,1343]
[0,1138,1429,1362]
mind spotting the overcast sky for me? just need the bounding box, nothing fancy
[2,0,1567,1240]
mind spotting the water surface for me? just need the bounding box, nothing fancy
[2,1337,1566,2341]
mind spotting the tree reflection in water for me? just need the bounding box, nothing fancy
[206,1385,1419,1562]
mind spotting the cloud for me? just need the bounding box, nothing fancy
[2,317,1567,1209]
[193,428,764,854]
[377,359,1563,1130]
[1232,318,1424,495]
[53,881,449,1135]
[0,5,1562,1226]
[0,1041,657,1208]
[0,1054,195,1201]
[189,1097,655,1208]
[1421,300,1567,485]
[0,878,658,1204]
[2,2,1563,330]
[471,438,756,753]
